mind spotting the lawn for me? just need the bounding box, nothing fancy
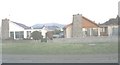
[2,40,118,55]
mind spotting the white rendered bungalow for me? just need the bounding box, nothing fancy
[1,18,50,40]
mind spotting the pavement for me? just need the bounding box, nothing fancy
[2,54,118,63]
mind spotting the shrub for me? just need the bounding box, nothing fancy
[31,31,43,40]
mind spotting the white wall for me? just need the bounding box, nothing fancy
[66,26,72,38]
[41,30,47,38]
[9,21,49,39]
[108,25,118,36]
[25,29,48,38]
[9,21,25,39]
[9,21,25,31]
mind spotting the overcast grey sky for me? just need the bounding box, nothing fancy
[0,0,119,26]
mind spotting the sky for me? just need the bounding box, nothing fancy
[0,0,119,26]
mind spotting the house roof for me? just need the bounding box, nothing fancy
[103,18,118,25]
[82,16,99,27]
[33,25,60,30]
[11,21,31,29]
[64,15,99,28]
[100,15,119,26]
[42,25,60,30]
[98,24,108,27]
[32,25,44,29]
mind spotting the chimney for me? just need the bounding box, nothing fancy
[72,14,83,37]
[1,18,10,40]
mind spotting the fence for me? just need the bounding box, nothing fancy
[50,36,118,43]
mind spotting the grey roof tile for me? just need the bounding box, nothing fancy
[11,21,31,29]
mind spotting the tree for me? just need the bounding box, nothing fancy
[46,31,53,40]
[53,29,61,34]
[31,31,43,40]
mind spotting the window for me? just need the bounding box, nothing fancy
[82,28,87,31]
[27,31,31,38]
[104,27,108,32]
[112,27,118,35]
[100,27,105,32]
[10,32,14,39]
[15,31,24,39]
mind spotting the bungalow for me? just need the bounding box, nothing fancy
[64,14,99,38]
[1,18,52,40]
[99,15,119,36]
[64,14,119,38]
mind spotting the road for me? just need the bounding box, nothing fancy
[2,54,118,63]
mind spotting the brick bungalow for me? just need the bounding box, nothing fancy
[64,14,100,38]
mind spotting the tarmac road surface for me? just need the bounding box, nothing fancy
[2,54,118,63]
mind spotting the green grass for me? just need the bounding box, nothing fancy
[2,40,118,55]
